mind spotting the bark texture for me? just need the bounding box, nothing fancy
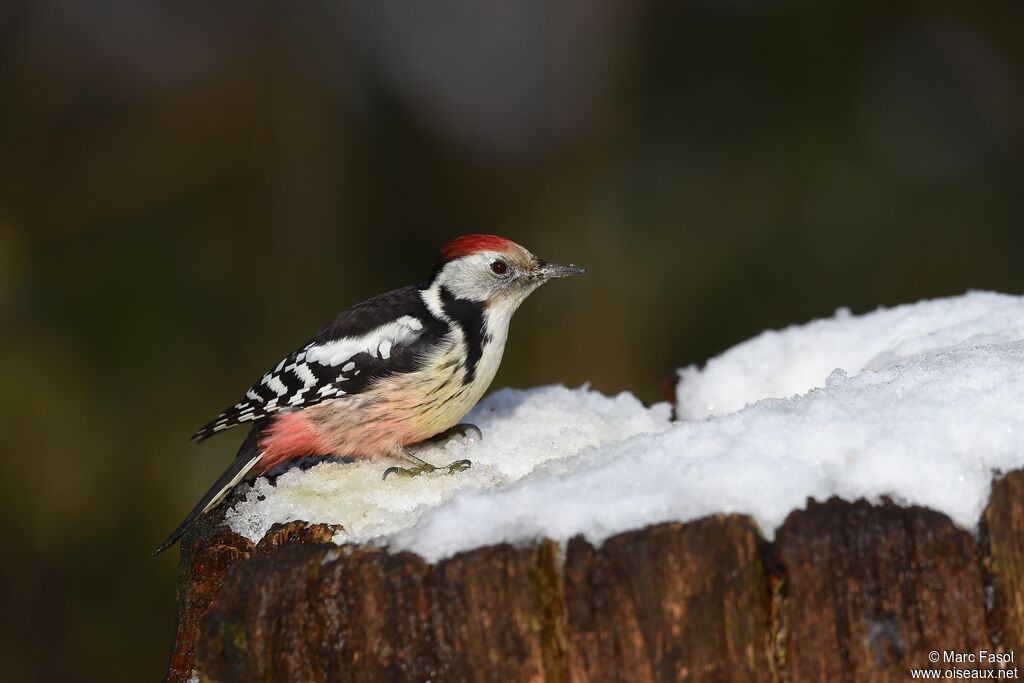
[986,470,1024,655]
[197,541,566,682]
[165,503,342,683]
[775,498,992,682]
[563,518,771,683]
[166,478,1024,683]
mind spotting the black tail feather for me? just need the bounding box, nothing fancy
[191,405,249,444]
[153,429,262,556]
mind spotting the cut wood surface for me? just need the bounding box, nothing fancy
[167,471,1024,683]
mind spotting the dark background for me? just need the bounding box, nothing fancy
[1,1,1021,680]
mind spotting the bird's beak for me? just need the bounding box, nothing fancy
[534,261,586,280]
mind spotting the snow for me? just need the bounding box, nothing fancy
[676,291,1024,420]
[225,291,1024,563]
[224,385,672,548]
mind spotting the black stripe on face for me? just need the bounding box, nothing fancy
[439,286,488,384]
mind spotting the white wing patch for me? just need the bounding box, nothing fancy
[269,315,425,405]
[401,315,424,331]
[304,317,424,366]
[195,315,429,441]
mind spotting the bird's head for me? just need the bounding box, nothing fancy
[428,234,585,312]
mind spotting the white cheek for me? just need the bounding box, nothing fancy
[439,261,496,301]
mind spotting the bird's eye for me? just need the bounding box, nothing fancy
[490,260,508,275]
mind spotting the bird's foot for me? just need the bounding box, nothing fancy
[382,458,472,481]
[446,458,473,474]
[424,423,483,447]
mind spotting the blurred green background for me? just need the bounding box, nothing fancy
[1,1,1022,680]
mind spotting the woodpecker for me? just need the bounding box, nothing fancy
[154,234,584,555]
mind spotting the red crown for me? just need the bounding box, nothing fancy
[440,234,517,263]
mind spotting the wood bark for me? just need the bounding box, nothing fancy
[562,518,771,683]
[985,470,1024,655]
[775,498,992,681]
[165,502,342,683]
[166,472,1024,682]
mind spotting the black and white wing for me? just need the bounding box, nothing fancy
[191,286,445,443]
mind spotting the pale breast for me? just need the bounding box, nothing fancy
[301,310,512,458]
[301,337,497,457]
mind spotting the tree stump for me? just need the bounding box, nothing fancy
[166,471,1024,682]
[775,499,992,681]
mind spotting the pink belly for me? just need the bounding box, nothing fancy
[256,412,332,471]
[254,365,478,472]
[255,407,436,472]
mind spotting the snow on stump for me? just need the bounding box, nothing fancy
[167,293,1024,682]
[170,486,1024,683]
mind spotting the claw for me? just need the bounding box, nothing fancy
[381,466,404,481]
[382,463,436,480]
[459,424,483,441]
[446,459,472,474]
[382,459,472,481]
[425,423,483,446]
